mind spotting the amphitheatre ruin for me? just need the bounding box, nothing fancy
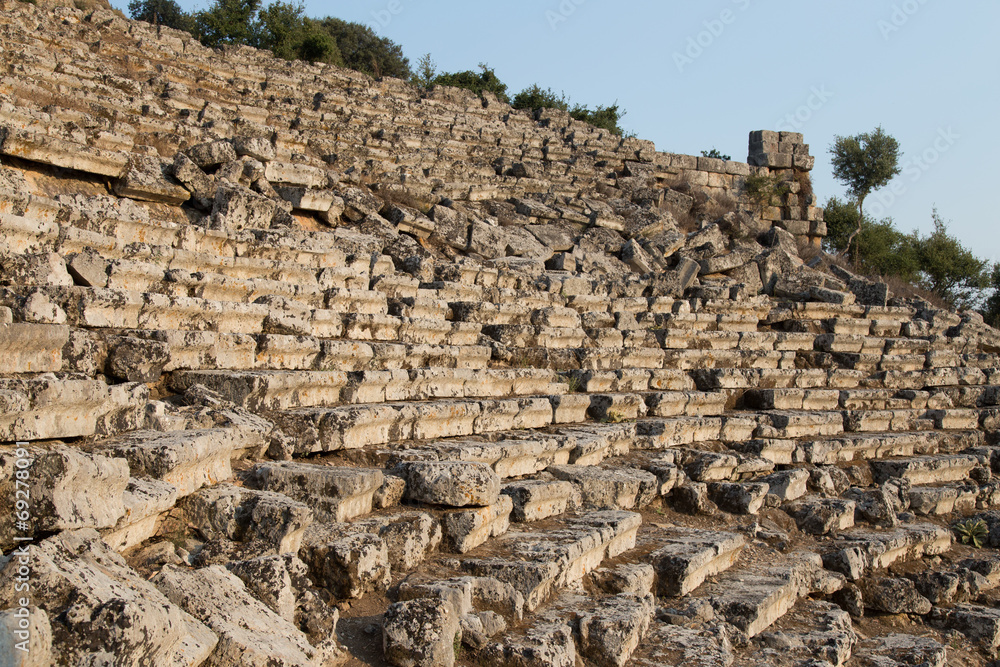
[1,2,1000,666]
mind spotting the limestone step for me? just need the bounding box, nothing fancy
[0,375,146,442]
[908,482,981,516]
[630,623,734,667]
[650,527,747,597]
[101,476,179,551]
[734,429,984,465]
[171,368,565,411]
[460,510,642,611]
[822,523,953,581]
[0,529,217,666]
[731,599,856,667]
[271,397,557,455]
[98,427,264,498]
[695,551,844,640]
[246,461,384,522]
[870,453,982,485]
[481,588,655,667]
[546,464,660,511]
[850,633,948,667]
[783,496,857,535]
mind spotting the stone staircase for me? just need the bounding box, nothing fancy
[1,2,1000,666]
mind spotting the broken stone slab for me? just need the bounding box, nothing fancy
[397,574,526,625]
[0,376,147,442]
[0,322,70,373]
[858,577,932,615]
[0,444,127,534]
[403,460,501,507]
[182,483,313,554]
[501,479,581,522]
[943,604,1000,648]
[442,495,513,553]
[113,155,190,205]
[751,599,857,667]
[101,476,179,552]
[171,369,350,411]
[0,605,52,667]
[908,482,979,515]
[560,423,635,465]
[822,523,953,581]
[424,434,575,479]
[577,592,656,667]
[482,619,577,667]
[759,469,810,502]
[153,564,344,667]
[210,181,280,232]
[351,511,442,572]
[783,496,856,535]
[547,465,659,510]
[298,524,390,599]
[462,511,641,611]
[754,410,844,439]
[1,127,128,177]
[383,597,460,667]
[185,139,238,168]
[851,633,947,667]
[247,461,383,522]
[708,481,770,515]
[590,564,655,598]
[100,428,257,497]
[227,554,299,622]
[0,529,216,666]
[108,335,171,382]
[629,623,733,667]
[652,528,746,597]
[870,454,979,485]
[702,552,841,639]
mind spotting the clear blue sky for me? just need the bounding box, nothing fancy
[113,0,1000,266]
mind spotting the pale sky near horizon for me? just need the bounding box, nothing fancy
[111,0,1000,267]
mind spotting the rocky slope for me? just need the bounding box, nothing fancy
[1,3,1000,666]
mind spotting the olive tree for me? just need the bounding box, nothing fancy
[829,126,901,265]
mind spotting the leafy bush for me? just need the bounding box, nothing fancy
[701,148,730,161]
[743,173,789,215]
[984,264,1000,327]
[256,3,341,64]
[433,63,509,103]
[194,0,263,48]
[411,53,437,88]
[314,17,410,79]
[128,0,195,32]
[569,103,625,135]
[916,210,991,310]
[512,85,568,112]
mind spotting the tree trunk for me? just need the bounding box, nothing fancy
[844,196,865,269]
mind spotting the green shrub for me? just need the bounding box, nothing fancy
[743,173,788,215]
[512,85,568,112]
[701,148,730,161]
[314,17,410,79]
[433,63,509,103]
[129,0,194,30]
[569,102,626,135]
